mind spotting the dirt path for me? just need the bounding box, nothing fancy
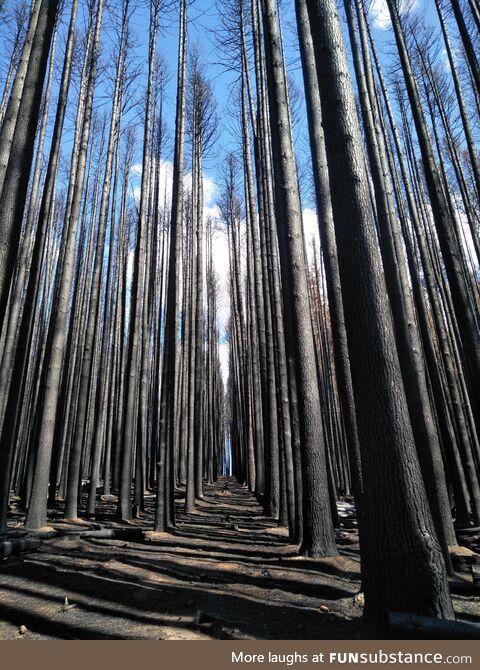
[0,478,477,639]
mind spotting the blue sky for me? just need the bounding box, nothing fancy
[0,0,464,379]
[0,0,443,194]
[117,0,436,208]
[0,0,438,212]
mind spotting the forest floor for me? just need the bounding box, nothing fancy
[0,478,479,640]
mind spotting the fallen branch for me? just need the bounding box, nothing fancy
[81,528,144,541]
[37,527,145,541]
[0,537,42,558]
[456,527,480,535]
[3,526,145,545]
[449,577,480,596]
[389,611,480,639]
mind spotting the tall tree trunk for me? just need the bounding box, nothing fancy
[0,0,59,329]
[155,0,187,532]
[385,0,480,431]
[118,0,159,521]
[305,0,453,620]
[24,0,103,530]
[261,0,337,557]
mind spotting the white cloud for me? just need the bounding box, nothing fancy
[369,0,420,31]
[369,0,392,30]
[203,175,218,208]
[132,185,141,203]
[131,159,174,207]
[218,341,229,383]
[303,208,319,242]
[440,48,452,74]
[302,208,320,263]
[131,160,218,211]
[210,224,230,338]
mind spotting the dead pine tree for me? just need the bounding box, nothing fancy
[118,0,162,522]
[184,47,218,512]
[24,0,104,531]
[260,0,337,557]
[304,0,453,620]
[155,0,187,532]
[0,0,60,329]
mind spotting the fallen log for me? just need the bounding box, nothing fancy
[2,527,144,545]
[389,612,480,639]
[26,526,144,541]
[80,528,144,541]
[456,526,480,535]
[0,537,42,559]
[449,576,480,596]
